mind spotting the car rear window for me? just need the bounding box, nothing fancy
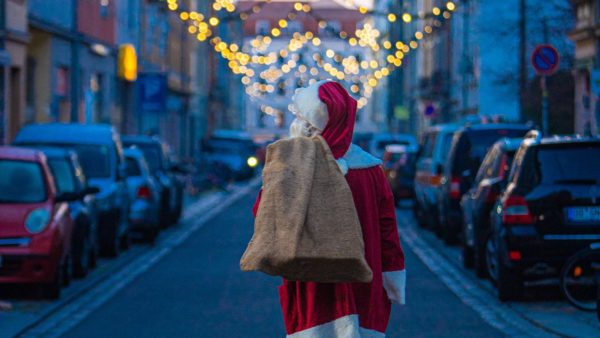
[452,128,529,175]
[72,145,112,179]
[125,157,143,177]
[535,143,600,185]
[48,159,77,194]
[131,144,164,174]
[0,160,46,203]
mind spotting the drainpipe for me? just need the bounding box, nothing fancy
[0,0,7,143]
[71,0,80,122]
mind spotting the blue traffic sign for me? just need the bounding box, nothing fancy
[531,45,560,75]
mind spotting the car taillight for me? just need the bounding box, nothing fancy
[137,186,152,199]
[502,195,533,225]
[449,176,461,199]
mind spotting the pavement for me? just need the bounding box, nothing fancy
[1,180,598,338]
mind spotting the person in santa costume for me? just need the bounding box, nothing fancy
[253,80,406,338]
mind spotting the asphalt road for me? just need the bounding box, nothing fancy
[61,190,504,338]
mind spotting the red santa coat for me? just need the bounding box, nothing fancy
[253,82,405,337]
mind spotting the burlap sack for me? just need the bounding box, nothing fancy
[240,136,373,283]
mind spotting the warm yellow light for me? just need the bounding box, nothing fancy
[209,17,219,26]
[359,6,368,14]
[326,49,335,58]
[271,28,281,37]
[368,78,378,87]
[180,12,189,21]
[409,41,418,49]
[279,19,288,28]
[388,13,397,22]
[443,11,452,19]
[383,41,392,49]
[402,13,412,23]
[425,26,433,34]
[294,2,303,11]
[432,7,441,16]
[247,157,259,168]
[415,31,424,40]
[349,38,357,46]
[302,4,311,12]
[118,44,137,81]
[312,37,321,46]
[446,2,456,11]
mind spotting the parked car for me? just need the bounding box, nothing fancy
[203,131,259,181]
[352,131,374,152]
[123,147,161,243]
[487,136,600,301]
[460,138,522,276]
[0,147,79,298]
[122,136,184,226]
[369,133,417,159]
[438,124,531,244]
[38,147,100,278]
[383,144,419,203]
[14,123,130,257]
[413,124,460,232]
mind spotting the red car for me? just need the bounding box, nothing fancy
[0,147,76,298]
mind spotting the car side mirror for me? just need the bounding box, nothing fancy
[117,163,127,180]
[435,164,444,176]
[56,192,81,203]
[83,186,100,196]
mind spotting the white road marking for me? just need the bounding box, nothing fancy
[16,178,261,338]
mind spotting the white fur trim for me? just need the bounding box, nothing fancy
[287,315,361,338]
[292,80,330,131]
[286,315,386,338]
[338,144,382,172]
[382,270,406,305]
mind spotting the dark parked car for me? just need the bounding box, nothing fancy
[487,136,600,301]
[14,123,131,257]
[383,144,418,203]
[413,124,460,232]
[438,124,531,244]
[203,131,259,181]
[38,148,100,278]
[122,136,184,226]
[460,138,522,276]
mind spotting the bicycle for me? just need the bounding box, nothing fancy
[559,242,600,321]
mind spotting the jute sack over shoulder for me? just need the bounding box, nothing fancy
[240,136,373,283]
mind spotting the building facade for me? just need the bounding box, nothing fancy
[1,0,28,144]
[570,0,600,135]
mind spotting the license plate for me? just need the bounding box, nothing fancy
[566,207,600,223]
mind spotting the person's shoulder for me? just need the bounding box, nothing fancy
[342,144,382,170]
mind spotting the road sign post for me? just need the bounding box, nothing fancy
[531,45,560,136]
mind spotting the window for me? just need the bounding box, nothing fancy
[48,159,77,194]
[125,157,142,177]
[255,20,270,35]
[0,161,46,203]
[71,144,112,178]
[100,0,110,18]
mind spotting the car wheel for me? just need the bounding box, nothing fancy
[462,243,474,268]
[73,233,90,279]
[41,264,62,300]
[120,231,131,250]
[474,237,488,279]
[488,234,523,301]
[62,255,72,287]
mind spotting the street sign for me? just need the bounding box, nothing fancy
[139,73,167,113]
[424,103,436,118]
[591,69,600,96]
[531,44,560,75]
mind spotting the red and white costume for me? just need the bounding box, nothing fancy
[254,81,406,338]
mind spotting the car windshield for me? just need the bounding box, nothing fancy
[48,159,77,194]
[452,128,528,175]
[207,139,255,155]
[0,160,46,203]
[133,144,164,174]
[71,145,112,179]
[536,144,600,185]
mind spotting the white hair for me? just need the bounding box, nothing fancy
[289,118,321,138]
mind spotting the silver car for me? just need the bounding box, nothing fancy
[124,148,161,243]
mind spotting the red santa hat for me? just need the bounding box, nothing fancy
[291,80,357,159]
